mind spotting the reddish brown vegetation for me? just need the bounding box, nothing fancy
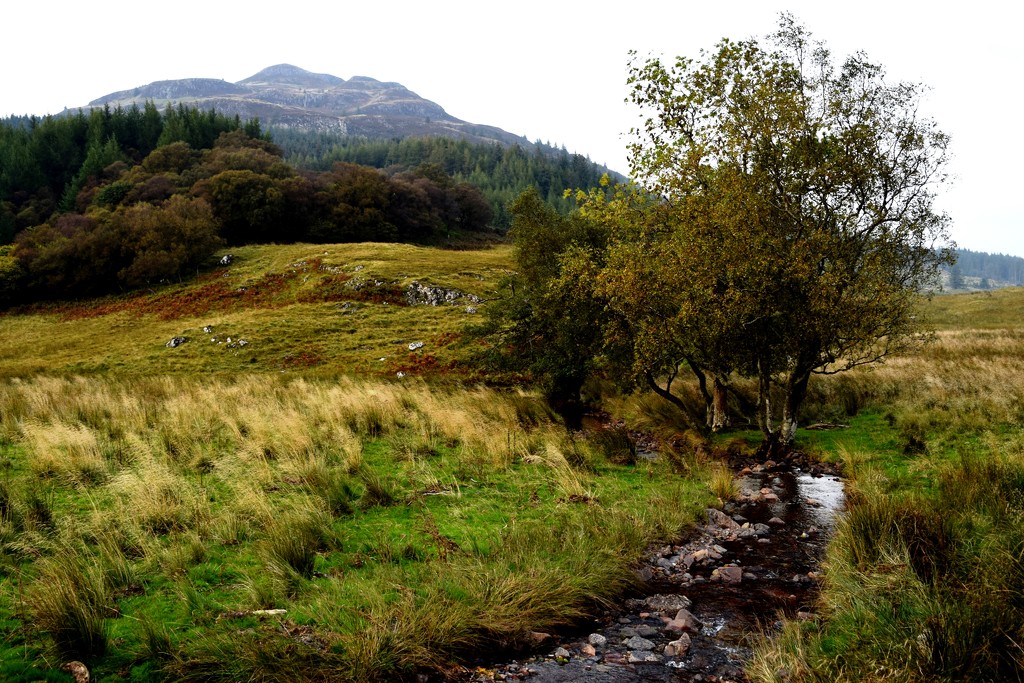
[280,350,326,369]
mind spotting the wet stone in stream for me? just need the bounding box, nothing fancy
[463,460,844,683]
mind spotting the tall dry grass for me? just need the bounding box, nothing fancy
[0,375,560,481]
[749,320,1024,682]
[1,374,641,668]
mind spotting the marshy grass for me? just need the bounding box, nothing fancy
[749,290,1024,682]
[0,372,711,681]
[25,550,112,661]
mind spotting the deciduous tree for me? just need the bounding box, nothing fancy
[476,187,608,427]
[618,15,954,447]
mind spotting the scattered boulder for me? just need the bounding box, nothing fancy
[404,281,482,306]
[219,254,234,266]
[588,633,607,647]
[165,336,188,348]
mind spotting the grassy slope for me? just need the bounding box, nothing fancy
[6,246,1022,681]
[0,242,511,378]
[0,243,712,683]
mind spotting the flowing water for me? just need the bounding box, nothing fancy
[462,459,845,683]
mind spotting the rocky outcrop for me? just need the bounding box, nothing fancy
[404,281,481,307]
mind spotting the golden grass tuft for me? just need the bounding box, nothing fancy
[708,463,739,502]
[20,418,108,485]
[25,551,111,661]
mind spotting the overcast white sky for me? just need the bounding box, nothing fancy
[2,1,1021,256]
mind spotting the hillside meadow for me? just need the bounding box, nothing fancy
[0,242,512,378]
[0,243,1022,681]
[0,242,713,681]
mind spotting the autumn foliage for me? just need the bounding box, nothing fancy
[0,105,493,305]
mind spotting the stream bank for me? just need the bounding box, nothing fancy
[463,452,845,683]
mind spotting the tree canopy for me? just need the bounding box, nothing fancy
[0,106,494,305]
[490,16,954,448]
[618,16,954,446]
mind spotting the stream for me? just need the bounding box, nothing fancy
[463,454,845,683]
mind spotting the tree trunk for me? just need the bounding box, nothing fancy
[646,371,704,426]
[710,374,730,431]
[687,361,713,426]
[780,368,812,446]
[547,375,585,431]
[688,361,731,431]
[756,360,773,439]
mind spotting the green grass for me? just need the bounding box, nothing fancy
[7,244,1023,682]
[0,242,512,378]
[0,241,717,681]
[924,285,1024,330]
[0,374,711,681]
[748,287,1024,683]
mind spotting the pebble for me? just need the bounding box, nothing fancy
[664,633,692,657]
[664,608,703,634]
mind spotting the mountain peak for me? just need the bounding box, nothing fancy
[84,65,531,148]
[238,64,345,88]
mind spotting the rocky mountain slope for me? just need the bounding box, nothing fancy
[88,63,529,146]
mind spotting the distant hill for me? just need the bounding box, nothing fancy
[87,64,533,148]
